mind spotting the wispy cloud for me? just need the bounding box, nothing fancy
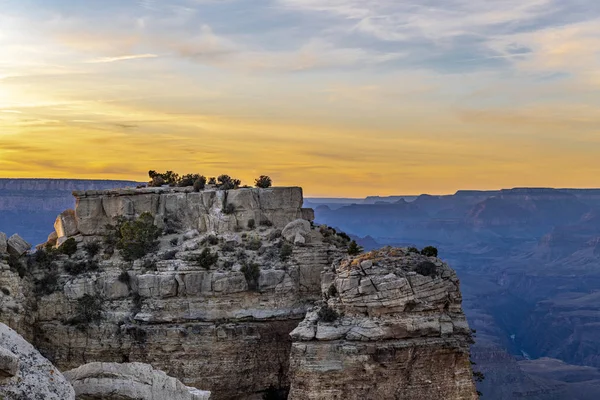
[85,54,159,63]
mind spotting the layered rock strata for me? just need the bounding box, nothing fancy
[8,187,344,399]
[288,248,478,400]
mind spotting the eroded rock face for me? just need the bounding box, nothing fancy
[288,248,478,400]
[13,186,346,399]
[0,322,75,400]
[55,209,79,238]
[72,186,311,237]
[64,362,210,400]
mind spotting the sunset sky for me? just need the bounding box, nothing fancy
[1,0,599,197]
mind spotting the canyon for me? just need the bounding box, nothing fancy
[0,181,477,399]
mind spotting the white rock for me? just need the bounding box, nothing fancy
[64,362,211,400]
[0,323,75,399]
[282,219,311,243]
[0,347,19,378]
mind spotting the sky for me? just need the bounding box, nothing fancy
[0,0,599,197]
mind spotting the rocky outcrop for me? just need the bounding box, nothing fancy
[1,185,477,399]
[7,234,30,256]
[0,322,75,400]
[288,248,478,400]
[72,186,313,237]
[64,362,210,400]
[12,186,340,399]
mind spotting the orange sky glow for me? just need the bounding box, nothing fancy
[1,0,599,197]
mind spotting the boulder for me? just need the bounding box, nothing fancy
[0,347,19,378]
[0,323,75,399]
[54,209,79,238]
[47,231,59,247]
[7,234,30,256]
[282,219,311,244]
[0,232,7,254]
[64,362,211,400]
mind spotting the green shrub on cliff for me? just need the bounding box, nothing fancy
[254,175,272,188]
[191,248,219,269]
[59,238,78,258]
[415,261,437,277]
[318,304,339,322]
[347,240,363,256]
[115,213,161,261]
[74,294,104,323]
[420,246,438,257]
[241,262,260,291]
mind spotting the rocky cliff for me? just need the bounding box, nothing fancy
[0,185,477,399]
[288,248,477,400]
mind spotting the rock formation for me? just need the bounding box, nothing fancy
[288,248,478,400]
[0,322,76,400]
[64,362,211,400]
[0,185,477,399]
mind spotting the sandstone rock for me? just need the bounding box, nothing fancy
[64,362,211,400]
[47,230,59,247]
[0,232,7,254]
[288,247,478,400]
[0,323,75,400]
[7,234,30,256]
[54,208,79,238]
[282,219,311,244]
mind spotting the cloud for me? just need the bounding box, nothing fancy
[85,54,159,63]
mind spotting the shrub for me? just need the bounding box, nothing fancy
[116,213,161,261]
[64,260,99,276]
[317,304,339,322]
[208,177,217,185]
[192,248,219,269]
[59,238,78,258]
[337,232,351,242]
[421,246,439,257]
[202,235,219,246]
[126,325,148,344]
[83,241,101,258]
[415,261,437,277]
[247,219,256,230]
[162,250,178,260]
[245,236,263,251]
[118,270,131,285]
[260,219,273,227]
[327,284,338,298]
[407,246,419,254]
[220,242,236,253]
[148,170,179,187]
[280,242,293,261]
[193,176,207,192]
[8,254,27,278]
[34,271,59,296]
[142,258,158,272]
[255,175,272,188]
[74,294,104,323]
[217,174,241,190]
[1,287,10,296]
[179,173,205,188]
[223,203,235,215]
[241,262,260,291]
[268,229,281,241]
[347,240,363,256]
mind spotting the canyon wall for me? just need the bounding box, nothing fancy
[1,185,477,399]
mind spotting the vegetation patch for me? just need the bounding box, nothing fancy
[420,246,439,257]
[255,175,272,188]
[191,248,219,269]
[83,241,101,258]
[280,242,293,261]
[107,213,161,261]
[241,262,261,291]
[59,238,78,258]
[347,240,363,256]
[415,261,437,278]
[318,304,339,322]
